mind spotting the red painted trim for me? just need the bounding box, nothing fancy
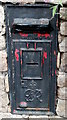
[15,49,19,62]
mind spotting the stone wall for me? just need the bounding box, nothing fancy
[56,7,67,118]
[0,0,67,119]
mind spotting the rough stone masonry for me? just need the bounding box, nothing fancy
[0,0,67,119]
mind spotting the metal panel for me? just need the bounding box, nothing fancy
[5,3,58,115]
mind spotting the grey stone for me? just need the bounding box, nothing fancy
[56,99,67,118]
[59,37,67,52]
[60,7,67,20]
[57,72,67,87]
[0,113,28,118]
[0,73,5,91]
[48,116,64,120]
[0,50,7,71]
[57,52,60,69]
[60,22,67,36]
[0,0,35,3]
[0,90,9,112]
[58,33,62,43]
[58,87,67,100]
[29,115,48,120]
[2,92,9,106]
[60,53,67,72]
[5,74,9,92]
[0,5,4,33]
[0,35,6,50]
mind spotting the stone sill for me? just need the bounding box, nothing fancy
[0,113,63,120]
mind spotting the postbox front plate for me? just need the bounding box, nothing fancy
[6,4,58,115]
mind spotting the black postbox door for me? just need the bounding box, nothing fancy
[13,40,51,110]
[6,4,58,114]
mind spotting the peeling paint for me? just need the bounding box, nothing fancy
[55,70,56,75]
[43,52,47,59]
[33,32,50,38]
[19,32,28,37]
[15,49,19,62]
[27,43,29,48]
[44,33,50,38]
[41,52,47,65]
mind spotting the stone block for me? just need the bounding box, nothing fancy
[60,53,67,72]
[2,92,9,106]
[60,7,67,20]
[0,50,7,71]
[0,5,4,32]
[57,72,67,87]
[57,52,60,69]
[22,0,35,3]
[0,35,6,50]
[29,115,48,120]
[0,90,9,112]
[0,73,5,91]
[56,99,67,118]
[5,74,9,92]
[58,33,62,43]
[1,92,9,112]
[0,113,28,118]
[58,87,67,100]
[59,37,67,52]
[48,116,64,120]
[0,0,35,3]
[60,22,67,36]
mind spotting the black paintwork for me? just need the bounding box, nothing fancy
[5,3,58,115]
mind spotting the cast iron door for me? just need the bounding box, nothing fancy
[6,4,58,114]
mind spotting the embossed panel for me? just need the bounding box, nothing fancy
[12,39,52,110]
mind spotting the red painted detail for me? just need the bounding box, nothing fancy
[55,70,56,75]
[54,50,56,55]
[33,32,50,38]
[38,33,41,38]
[34,43,36,50]
[44,33,50,38]
[15,49,19,62]
[41,52,47,66]
[38,33,50,38]
[20,102,27,106]
[19,32,28,37]
[43,52,47,59]
[27,43,29,48]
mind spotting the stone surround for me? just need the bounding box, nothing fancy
[0,0,67,119]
